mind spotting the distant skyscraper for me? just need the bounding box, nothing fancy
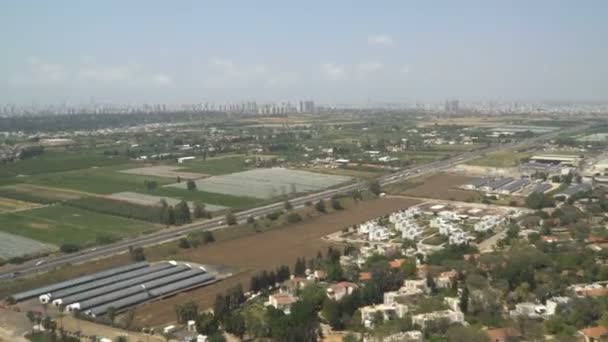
[444,99,459,113]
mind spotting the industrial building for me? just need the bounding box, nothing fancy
[10,261,217,317]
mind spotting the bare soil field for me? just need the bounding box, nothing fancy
[4,184,87,201]
[397,173,478,202]
[131,197,420,326]
[120,165,208,180]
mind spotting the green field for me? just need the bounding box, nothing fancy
[179,155,250,175]
[0,152,128,179]
[0,205,158,246]
[28,166,173,194]
[466,150,531,168]
[150,186,260,208]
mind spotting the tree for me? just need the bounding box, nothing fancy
[322,297,343,330]
[445,325,489,342]
[196,312,219,335]
[314,200,326,213]
[107,306,116,324]
[351,190,363,202]
[129,246,146,261]
[167,206,176,225]
[175,200,191,225]
[60,243,79,254]
[460,286,469,313]
[226,212,237,225]
[294,257,306,276]
[26,311,36,332]
[187,179,197,190]
[368,180,382,196]
[331,198,343,210]
[144,179,158,190]
[224,313,246,338]
[193,202,207,219]
[176,301,199,324]
[284,200,293,210]
[287,212,302,223]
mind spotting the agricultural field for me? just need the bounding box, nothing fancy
[0,231,57,259]
[466,150,531,168]
[27,166,174,194]
[0,196,37,213]
[130,197,420,326]
[0,184,86,204]
[388,173,478,202]
[0,151,128,179]
[108,191,227,212]
[0,205,158,246]
[119,165,207,180]
[167,168,352,199]
[178,155,251,175]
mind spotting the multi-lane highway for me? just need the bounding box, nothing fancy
[0,125,585,281]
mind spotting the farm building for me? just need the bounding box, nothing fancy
[462,178,492,190]
[10,261,217,318]
[529,154,580,166]
[480,178,514,192]
[498,179,530,194]
[553,183,592,201]
[177,156,196,163]
[531,182,552,194]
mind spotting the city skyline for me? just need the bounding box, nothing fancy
[1,0,607,104]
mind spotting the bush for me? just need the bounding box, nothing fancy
[315,200,326,213]
[60,243,80,253]
[331,199,344,210]
[287,212,302,223]
[187,180,197,190]
[226,213,237,225]
[266,210,283,221]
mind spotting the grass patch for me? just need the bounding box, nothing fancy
[466,150,531,167]
[0,184,86,203]
[0,205,158,246]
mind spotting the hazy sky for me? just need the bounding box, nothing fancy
[1,0,607,104]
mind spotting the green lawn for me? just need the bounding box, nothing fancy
[0,205,158,246]
[179,155,250,175]
[466,150,530,168]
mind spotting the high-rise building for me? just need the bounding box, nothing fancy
[444,99,459,113]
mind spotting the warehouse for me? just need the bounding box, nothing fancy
[10,261,218,318]
[480,178,514,192]
[531,183,552,194]
[553,183,592,201]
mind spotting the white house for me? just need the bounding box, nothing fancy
[412,310,465,329]
[361,303,409,328]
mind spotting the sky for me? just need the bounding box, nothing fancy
[1,0,607,105]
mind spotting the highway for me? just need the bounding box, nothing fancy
[0,125,585,281]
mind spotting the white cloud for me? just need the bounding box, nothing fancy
[358,61,384,75]
[401,65,411,74]
[208,57,267,80]
[17,57,69,84]
[152,74,173,86]
[79,65,135,82]
[367,34,394,46]
[321,63,345,81]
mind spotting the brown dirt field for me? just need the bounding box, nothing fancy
[131,197,420,327]
[400,173,478,202]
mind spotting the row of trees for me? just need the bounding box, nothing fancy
[249,265,291,293]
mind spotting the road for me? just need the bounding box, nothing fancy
[0,124,586,281]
